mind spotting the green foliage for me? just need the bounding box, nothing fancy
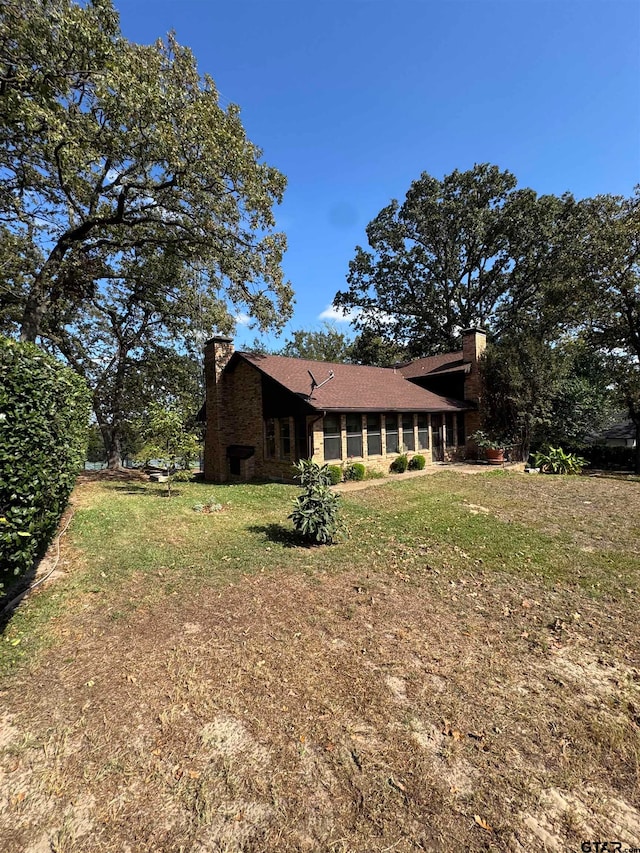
[531,447,587,475]
[1,0,292,343]
[335,164,577,355]
[408,454,426,470]
[0,337,91,593]
[343,461,366,481]
[327,465,343,485]
[470,430,504,451]
[390,453,409,474]
[280,323,353,362]
[136,403,201,497]
[289,459,341,545]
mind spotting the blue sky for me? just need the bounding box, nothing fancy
[116,0,640,348]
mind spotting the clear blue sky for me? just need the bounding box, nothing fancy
[116,0,640,348]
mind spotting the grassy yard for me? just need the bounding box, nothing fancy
[1,468,639,852]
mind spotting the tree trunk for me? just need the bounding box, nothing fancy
[98,423,124,470]
[635,421,640,476]
[20,281,49,343]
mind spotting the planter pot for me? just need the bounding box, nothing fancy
[485,448,504,465]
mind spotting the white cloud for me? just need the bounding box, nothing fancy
[234,312,251,326]
[318,304,359,323]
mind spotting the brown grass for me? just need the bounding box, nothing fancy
[1,470,639,852]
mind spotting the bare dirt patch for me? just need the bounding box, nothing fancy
[2,559,639,852]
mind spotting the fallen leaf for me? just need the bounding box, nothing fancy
[442,720,462,740]
[474,814,493,832]
[187,770,201,779]
[467,730,484,740]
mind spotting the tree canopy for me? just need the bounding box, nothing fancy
[0,0,292,341]
[334,164,579,355]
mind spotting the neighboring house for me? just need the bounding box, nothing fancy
[590,419,637,448]
[203,328,486,482]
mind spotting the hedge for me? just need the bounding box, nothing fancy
[0,338,91,595]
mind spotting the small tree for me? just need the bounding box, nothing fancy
[137,404,200,497]
[289,459,341,545]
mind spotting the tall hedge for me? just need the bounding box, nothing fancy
[0,338,91,595]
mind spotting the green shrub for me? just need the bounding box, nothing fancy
[172,469,195,482]
[343,461,366,481]
[390,453,409,474]
[289,459,341,545]
[364,468,385,480]
[0,338,91,594]
[351,462,366,481]
[327,464,343,485]
[531,446,587,475]
[408,454,426,470]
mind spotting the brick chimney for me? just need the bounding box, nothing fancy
[203,336,234,482]
[462,328,487,436]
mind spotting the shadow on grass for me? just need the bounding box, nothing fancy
[247,523,307,548]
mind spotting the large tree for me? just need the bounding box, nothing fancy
[577,191,640,472]
[47,245,219,467]
[0,0,292,341]
[334,164,578,355]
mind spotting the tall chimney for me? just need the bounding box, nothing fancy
[203,336,234,482]
[462,327,487,366]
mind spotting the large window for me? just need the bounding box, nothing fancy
[280,418,291,458]
[265,418,276,459]
[456,412,466,446]
[367,414,382,456]
[445,413,455,447]
[385,413,399,454]
[402,414,415,451]
[323,414,342,460]
[417,414,429,450]
[346,414,363,457]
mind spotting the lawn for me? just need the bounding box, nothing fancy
[1,468,639,852]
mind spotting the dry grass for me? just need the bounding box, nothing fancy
[1,469,639,852]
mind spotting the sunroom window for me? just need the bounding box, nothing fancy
[346,414,363,457]
[417,414,429,450]
[323,414,342,460]
[385,413,399,454]
[402,413,415,451]
[367,414,382,456]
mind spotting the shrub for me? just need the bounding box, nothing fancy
[0,338,91,595]
[327,464,343,485]
[289,459,341,545]
[408,454,426,470]
[343,461,366,481]
[351,462,366,481]
[390,453,409,474]
[531,446,587,475]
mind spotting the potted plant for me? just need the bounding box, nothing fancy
[470,430,505,465]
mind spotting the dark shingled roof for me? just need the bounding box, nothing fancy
[235,352,469,413]
[398,351,469,379]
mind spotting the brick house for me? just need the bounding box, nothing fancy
[203,328,486,482]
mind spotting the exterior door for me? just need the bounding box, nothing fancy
[431,414,444,461]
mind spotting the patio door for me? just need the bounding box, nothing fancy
[431,414,444,461]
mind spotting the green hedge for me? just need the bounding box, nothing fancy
[0,338,91,595]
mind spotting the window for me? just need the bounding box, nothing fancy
[456,412,466,446]
[385,413,399,454]
[323,414,341,460]
[445,413,455,447]
[265,418,276,459]
[417,414,429,450]
[280,418,291,458]
[346,413,363,457]
[367,414,382,456]
[402,414,415,451]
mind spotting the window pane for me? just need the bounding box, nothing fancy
[417,414,429,450]
[324,415,342,460]
[280,419,291,458]
[445,413,454,447]
[367,414,381,456]
[346,414,363,457]
[402,414,415,451]
[385,413,398,454]
[456,412,466,446]
[265,419,276,459]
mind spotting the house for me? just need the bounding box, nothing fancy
[203,328,486,482]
